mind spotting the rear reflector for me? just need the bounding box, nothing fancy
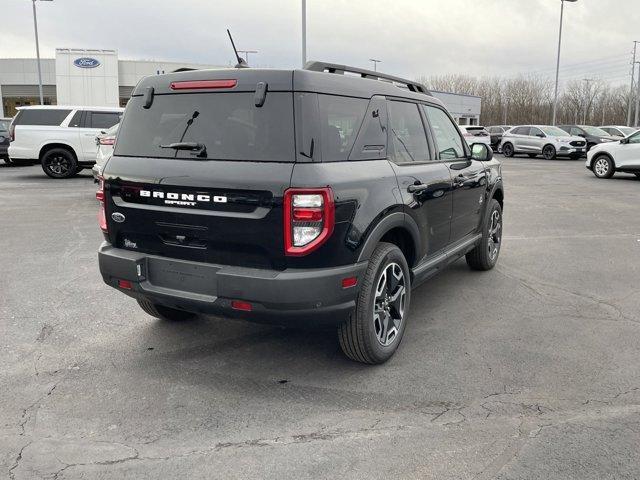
[170,79,237,90]
[118,279,132,289]
[231,300,252,312]
[99,137,116,146]
[341,276,358,288]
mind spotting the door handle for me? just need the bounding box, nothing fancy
[407,183,430,194]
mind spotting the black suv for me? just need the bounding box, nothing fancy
[97,62,504,364]
[558,125,618,151]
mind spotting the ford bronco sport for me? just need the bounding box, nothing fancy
[97,62,504,364]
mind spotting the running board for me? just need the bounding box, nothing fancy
[411,234,482,287]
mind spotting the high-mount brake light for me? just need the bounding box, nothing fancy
[96,176,108,233]
[284,188,334,256]
[170,79,237,90]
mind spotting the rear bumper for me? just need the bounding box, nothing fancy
[98,243,367,327]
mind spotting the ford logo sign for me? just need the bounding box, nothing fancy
[111,212,126,223]
[73,57,101,68]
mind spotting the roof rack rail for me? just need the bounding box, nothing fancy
[304,61,431,95]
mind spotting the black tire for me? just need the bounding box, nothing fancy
[634,172,640,179]
[137,298,197,322]
[592,155,614,179]
[527,153,537,158]
[466,199,502,271]
[41,148,78,179]
[338,242,411,364]
[2,157,11,165]
[502,143,514,157]
[542,145,556,160]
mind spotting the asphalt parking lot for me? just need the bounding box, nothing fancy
[1,157,639,480]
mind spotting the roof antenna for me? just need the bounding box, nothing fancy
[227,29,249,68]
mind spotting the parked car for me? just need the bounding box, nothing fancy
[557,125,617,151]
[500,125,586,159]
[8,105,123,178]
[487,125,512,150]
[599,125,639,138]
[97,62,504,364]
[586,129,640,179]
[458,125,491,148]
[0,118,11,164]
[92,123,119,179]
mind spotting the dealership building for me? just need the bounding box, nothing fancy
[0,48,481,124]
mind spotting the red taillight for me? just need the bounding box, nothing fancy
[96,176,107,233]
[170,79,237,90]
[284,188,335,256]
[231,300,252,312]
[99,136,116,146]
[118,279,132,290]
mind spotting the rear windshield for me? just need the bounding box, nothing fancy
[14,109,71,126]
[115,92,295,162]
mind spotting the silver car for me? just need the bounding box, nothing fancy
[499,125,586,160]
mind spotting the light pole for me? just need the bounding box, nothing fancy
[369,59,381,72]
[503,96,510,125]
[238,50,258,65]
[301,0,307,67]
[626,41,638,126]
[32,0,52,105]
[552,0,578,126]
[635,62,640,126]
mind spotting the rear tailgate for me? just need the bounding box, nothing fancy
[102,71,295,270]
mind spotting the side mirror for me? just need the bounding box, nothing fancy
[471,143,493,162]
[620,137,629,144]
[536,133,545,138]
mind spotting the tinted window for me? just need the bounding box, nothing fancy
[68,111,83,128]
[318,95,367,161]
[90,112,121,129]
[115,93,295,162]
[628,131,640,144]
[387,101,429,163]
[349,96,388,161]
[14,109,71,126]
[513,127,530,135]
[570,127,584,136]
[423,105,465,159]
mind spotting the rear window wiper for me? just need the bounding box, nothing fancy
[159,142,208,159]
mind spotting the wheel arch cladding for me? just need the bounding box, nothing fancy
[357,212,420,268]
[39,143,78,161]
[492,187,504,210]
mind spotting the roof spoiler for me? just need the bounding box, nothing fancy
[304,61,430,95]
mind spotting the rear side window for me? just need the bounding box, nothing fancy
[115,92,295,162]
[387,101,429,163]
[422,105,465,160]
[317,95,368,161]
[89,111,121,129]
[14,109,71,126]
[513,127,530,135]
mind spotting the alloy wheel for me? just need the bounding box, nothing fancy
[45,154,70,176]
[594,157,609,177]
[487,209,502,261]
[543,146,555,160]
[373,262,406,347]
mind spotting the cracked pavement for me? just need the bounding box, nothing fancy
[1,158,639,479]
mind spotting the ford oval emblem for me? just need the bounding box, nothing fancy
[111,212,125,223]
[73,57,101,68]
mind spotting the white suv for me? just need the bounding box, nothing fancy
[586,130,640,179]
[8,105,123,178]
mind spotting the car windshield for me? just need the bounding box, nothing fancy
[540,126,569,136]
[617,127,637,136]
[582,126,609,136]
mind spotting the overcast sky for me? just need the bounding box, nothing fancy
[1,0,638,85]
